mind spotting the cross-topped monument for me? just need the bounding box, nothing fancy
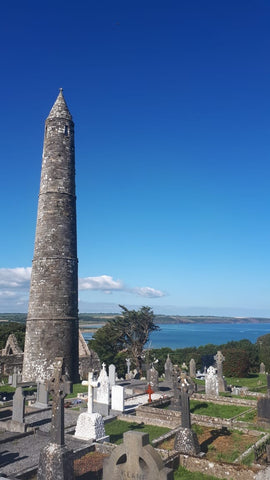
[38,357,73,480]
[146,383,154,403]
[46,357,72,445]
[214,350,227,393]
[74,370,106,441]
[82,371,99,414]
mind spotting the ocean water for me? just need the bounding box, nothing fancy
[83,323,270,349]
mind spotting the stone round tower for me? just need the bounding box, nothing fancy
[22,89,79,383]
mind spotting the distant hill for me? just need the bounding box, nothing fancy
[1,312,269,325]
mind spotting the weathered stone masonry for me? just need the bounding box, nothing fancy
[23,90,79,383]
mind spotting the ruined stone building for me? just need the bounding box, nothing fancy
[23,90,79,383]
[0,334,23,376]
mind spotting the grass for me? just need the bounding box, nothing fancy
[104,419,170,445]
[66,383,88,399]
[239,409,257,422]
[190,400,251,419]
[174,466,226,480]
[225,374,267,391]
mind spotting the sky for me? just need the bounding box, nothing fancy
[1,1,270,316]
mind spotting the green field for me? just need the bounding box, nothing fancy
[104,419,170,444]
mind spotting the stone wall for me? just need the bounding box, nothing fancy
[193,392,257,407]
[180,455,270,480]
[0,354,23,376]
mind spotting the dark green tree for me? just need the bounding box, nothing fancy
[0,322,25,351]
[89,305,159,376]
[223,348,250,377]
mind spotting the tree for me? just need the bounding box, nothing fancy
[223,348,250,377]
[0,322,25,351]
[89,305,159,376]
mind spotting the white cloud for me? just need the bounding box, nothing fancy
[132,287,166,298]
[0,267,32,288]
[79,275,123,292]
[0,268,166,311]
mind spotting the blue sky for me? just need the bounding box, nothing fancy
[1,1,270,316]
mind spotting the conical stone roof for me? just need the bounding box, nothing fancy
[47,88,72,120]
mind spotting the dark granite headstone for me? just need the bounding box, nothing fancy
[180,386,191,429]
[174,385,201,455]
[257,397,270,424]
[169,370,181,411]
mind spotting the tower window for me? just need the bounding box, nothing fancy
[64,125,69,136]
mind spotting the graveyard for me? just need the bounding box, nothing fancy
[0,351,270,480]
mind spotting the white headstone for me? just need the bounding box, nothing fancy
[75,412,105,441]
[205,366,219,396]
[111,385,125,412]
[96,363,110,405]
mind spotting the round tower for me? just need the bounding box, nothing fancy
[22,89,79,383]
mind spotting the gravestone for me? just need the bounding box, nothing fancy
[148,365,159,391]
[189,358,196,378]
[174,385,201,456]
[214,350,227,393]
[180,386,191,429]
[164,354,173,383]
[109,364,116,388]
[37,357,73,480]
[34,382,49,409]
[103,431,173,480]
[75,371,106,441]
[111,385,125,413]
[12,387,25,424]
[260,362,266,374]
[6,386,27,432]
[94,362,110,416]
[169,369,181,411]
[205,366,219,396]
[12,368,22,388]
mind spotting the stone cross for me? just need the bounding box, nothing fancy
[103,431,173,480]
[146,383,154,403]
[214,351,225,379]
[46,357,72,445]
[126,358,131,374]
[82,371,99,414]
[180,385,191,429]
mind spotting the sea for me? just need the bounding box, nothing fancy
[83,323,270,349]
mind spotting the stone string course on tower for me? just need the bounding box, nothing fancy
[23,90,79,383]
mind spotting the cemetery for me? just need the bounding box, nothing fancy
[0,351,270,480]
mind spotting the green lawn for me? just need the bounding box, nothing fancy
[174,466,226,480]
[225,374,267,391]
[190,400,251,419]
[66,383,88,399]
[104,419,170,445]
